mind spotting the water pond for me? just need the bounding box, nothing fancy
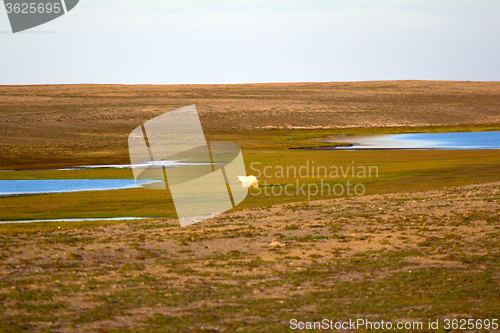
[326,131,500,150]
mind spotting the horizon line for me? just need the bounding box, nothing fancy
[1,79,499,87]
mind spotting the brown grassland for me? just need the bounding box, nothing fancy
[0,81,499,332]
[1,80,500,169]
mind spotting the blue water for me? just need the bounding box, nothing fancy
[394,131,500,149]
[0,217,152,224]
[328,131,500,150]
[0,179,145,195]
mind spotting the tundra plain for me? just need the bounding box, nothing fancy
[0,81,499,332]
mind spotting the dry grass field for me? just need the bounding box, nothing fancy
[1,81,499,169]
[1,182,499,332]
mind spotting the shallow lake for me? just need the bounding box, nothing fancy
[326,131,500,150]
[0,217,152,224]
[0,179,153,195]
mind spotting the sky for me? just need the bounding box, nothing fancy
[0,0,499,84]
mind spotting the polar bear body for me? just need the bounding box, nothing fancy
[237,175,258,188]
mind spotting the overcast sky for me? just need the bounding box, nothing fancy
[1,0,499,84]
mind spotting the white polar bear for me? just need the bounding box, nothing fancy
[237,175,258,188]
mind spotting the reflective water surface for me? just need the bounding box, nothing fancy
[0,179,159,195]
[326,131,500,150]
[0,217,152,224]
